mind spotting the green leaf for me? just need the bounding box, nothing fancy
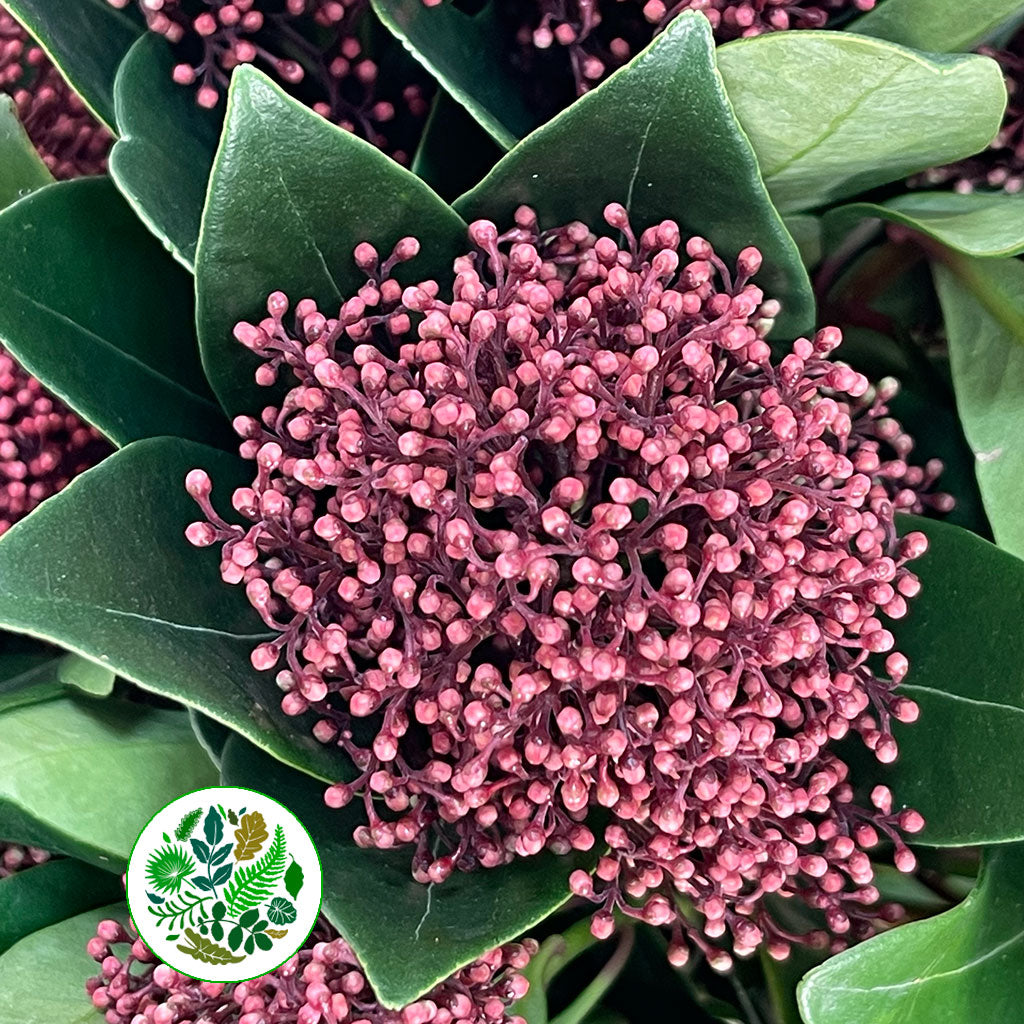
[109,34,220,269]
[798,843,1024,1023]
[2,0,141,130]
[174,808,203,843]
[0,178,230,447]
[221,736,595,1009]
[204,807,224,848]
[371,0,536,149]
[830,193,1024,259]
[284,859,304,901]
[850,0,1024,52]
[266,896,296,926]
[223,826,286,917]
[879,517,1024,844]
[0,437,338,780]
[717,33,1007,214]
[195,65,467,418]
[0,698,216,869]
[177,926,246,965]
[932,246,1024,344]
[0,640,63,714]
[55,654,114,698]
[455,13,813,340]
[0,97,52,211]
[0,902,125,1024]
[0,858,122,955]
[935,256,1024,559]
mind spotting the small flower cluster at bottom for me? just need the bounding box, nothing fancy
[0,6,110,178]
[0,841,50,878]
[86,917,534,1024]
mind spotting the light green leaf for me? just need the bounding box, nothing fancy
[850,0,1024,52]
[56,654,114,698]
[717,33,1007,213]
[223,825,285,916]
[0,97,52,211]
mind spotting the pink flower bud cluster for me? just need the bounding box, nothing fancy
[421,0,875,94]
[912,28,1023,194]
[187,204,941,964]
[104,0,429,163]
[0,7,110,178]
[0,841,49,878]
[86,917,534,1024]
[0,346,110,534]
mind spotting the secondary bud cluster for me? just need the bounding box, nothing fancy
[0,7,110,178]
[104,0,429,162]
[0,841,49,878]
[0,346,109,533]
[86,917,533,1024]
[188,205,941,963]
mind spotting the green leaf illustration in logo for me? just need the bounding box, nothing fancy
[284,858,304,901]
[223,825,286,916]
[204,806,224,846]
[145,844,197,895]
[174,808,202,841]
[176,927,245,965]
[233,811,268,862]
[267,897,296,926]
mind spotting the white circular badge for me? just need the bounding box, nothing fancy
[126,786,323,982]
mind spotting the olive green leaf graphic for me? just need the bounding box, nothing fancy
[266,897,296,926]
[176,927,245,965]
[145,844,197,895]
[284,858,304,900]
[265,928,288,939]
[174,808,202,841]
[233,811,268,861]
[227,809,239,825]
[223,825,286,915]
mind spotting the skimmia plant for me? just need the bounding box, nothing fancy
[0,2,1023,1024]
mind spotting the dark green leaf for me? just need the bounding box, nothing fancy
[850,0,1024,52]
[0,902,125,1023]
[222,736,594,1008]
[284,859,304,901]
[190,840,211,864]
[227,925,243,951]
[717,33,1007,214]
[244,934,255,956]
[211,863,233,887]
[190,876,214,892]
[212,901,226,920]
[371,0,536,149]
[935,256,1024,559]
[210,843,233,866]
[455,13,813,340]
[238,908,259,929]
[204,807,223,847]
[0,697,216,869]
[2,0,141,129]
[0,178,230,447]
[196,65,467,418]
[55,654,114,698]
[110,34,220,268]
[0,97,52,211]
[0,858,122,955]
[830,192,1024,259]
[0,437,338,780]
[0,640,63,714]
[266,897,296,926]
[798,844,1024,1023]
[210,920,223,942]
[253,931,273,951]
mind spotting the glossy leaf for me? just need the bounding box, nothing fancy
[0,437,337,780]
[851,0,1024,52]
[799,844,1024,1023]
[56,654,115,698]
[0,97,52,210]
[0,698,215,869]
[456,13,813,339]
[935,257,1024,559]
[0,640,63,714]
[110,34,220,269]
[196,66,467,418]
[0,178,229,447]
[0,858,122,954]
[372,0,536,149]
[221,736,594,1009]
[717,33,1007,214]
[829,192,1024,259]
[2,0,141,129]
[878,517,1024,844]
[0,902,125,1024]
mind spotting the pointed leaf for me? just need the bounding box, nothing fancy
[717,33,1007,214]
[196,65,467,418]
[0,97,52,211]
[234,812,269,862]
[0,178,230,447]
[284,859,304,901]
[0,437,338,780]
[455,13,813,340]
[850,0,1024,52]
[190,839,211,864]
[204,807,224,847]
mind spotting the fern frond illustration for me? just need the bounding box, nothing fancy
[147,890,210,930]
[233,811,268,861]
[223,825,287,916]
[176,928,245,965]
[174,808,203,841]
[146,844,196,895]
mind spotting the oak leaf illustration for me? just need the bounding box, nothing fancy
[176,928,245,965]
[233,811,268,861]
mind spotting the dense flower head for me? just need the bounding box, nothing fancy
[86,916,534,1024]
[0,7,110,178]
[105,0,430,163]
[0,841,49,878]
[913,28,1024,193]
[0,346,110,534]
[187,204,944,964]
